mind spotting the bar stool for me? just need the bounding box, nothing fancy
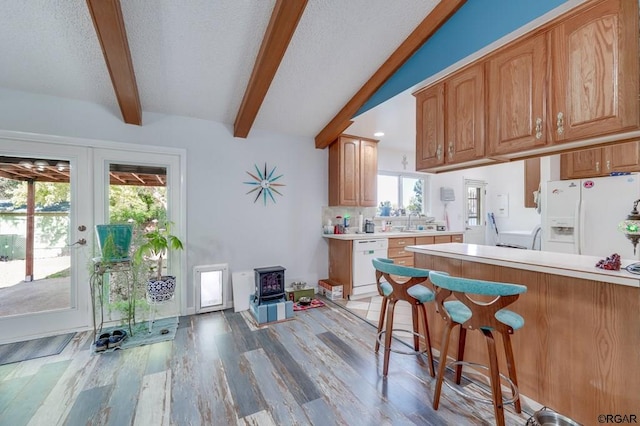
[372,258,435,377]
[428,271,527,426]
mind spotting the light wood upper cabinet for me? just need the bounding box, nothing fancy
[359,138,378,206]
[524,158,541,208]
[414,0,639,174]
[446,64,485,163]
[415,63,485,170]
[415,84,445,170]
[487,33,547,155]
[550,0,638,143]
[328,135,378,207]
[561,141,640,179]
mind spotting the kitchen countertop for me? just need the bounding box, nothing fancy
[407,243,640,288]
[322,230,463,240]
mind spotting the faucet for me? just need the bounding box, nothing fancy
[407,212,420,230]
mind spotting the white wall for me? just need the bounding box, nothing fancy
[378,145,544,236]
[377,146,416,173]
[0,88,328,312]
[429,160,542,235]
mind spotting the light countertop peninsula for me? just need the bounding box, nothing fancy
[407,243,640,288]
[322,230,462,240]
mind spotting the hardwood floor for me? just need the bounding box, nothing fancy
[0,299,532,425]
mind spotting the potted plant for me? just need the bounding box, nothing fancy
[95,223,133,262]
[134,221,184,303]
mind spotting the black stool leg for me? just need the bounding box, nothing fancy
[454,327,467,384]
[382,300,397,376]
[502,332,521,413]
[433,321,456,410]
[483,329,505,426]
[375,296,388,353]
[418,303,435,377]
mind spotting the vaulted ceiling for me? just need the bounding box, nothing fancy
[0,0,582,153]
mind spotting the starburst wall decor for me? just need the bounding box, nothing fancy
[243,163,285,205]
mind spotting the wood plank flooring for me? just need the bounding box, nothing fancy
[0,299,533,425]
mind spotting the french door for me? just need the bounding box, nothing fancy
[0,138,92,343]
[0,137,184,344]
[93,148,185,321]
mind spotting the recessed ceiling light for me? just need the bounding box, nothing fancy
[374,132,385,137]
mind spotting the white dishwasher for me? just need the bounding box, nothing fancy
[351,239,388,299]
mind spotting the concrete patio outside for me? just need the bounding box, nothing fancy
[0,256,70,316]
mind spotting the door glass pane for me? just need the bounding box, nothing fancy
[467,186,481,226]
[105,163,168,319]
[0,156,71,317]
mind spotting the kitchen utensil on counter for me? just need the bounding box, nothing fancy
[365,220,375,233]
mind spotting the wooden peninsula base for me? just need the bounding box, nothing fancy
[410,244,640,426]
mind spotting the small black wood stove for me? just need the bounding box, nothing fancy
[254,266,286,304]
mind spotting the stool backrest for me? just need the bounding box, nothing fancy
[429,271,527,334]
[429,271,527,296]
[372,258,431,301]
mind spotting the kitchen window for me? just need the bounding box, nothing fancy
[377,172,429,215]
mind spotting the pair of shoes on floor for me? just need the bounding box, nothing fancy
[94,333,110,352]
[94,329,127,352]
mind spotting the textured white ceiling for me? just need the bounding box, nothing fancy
[0,0,439,148]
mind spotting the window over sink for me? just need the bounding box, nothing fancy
[377,172,430,216]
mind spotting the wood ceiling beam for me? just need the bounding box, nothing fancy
[87,0,142,125]
[314,0,466,149]
[233,0,308,138]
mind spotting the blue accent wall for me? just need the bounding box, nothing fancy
[356,0,568,116]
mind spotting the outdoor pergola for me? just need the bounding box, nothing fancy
[0,156,166,281]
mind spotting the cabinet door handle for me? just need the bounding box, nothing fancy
[535,118,543,139]
[448,141,454,159]
[596,161,600,172]
[436,144,443,160]
[556,112,564,136]
[606,160,611,171]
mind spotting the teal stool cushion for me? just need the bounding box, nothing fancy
[378,282,434,302]
[407,285,435,303]
[443,301,524,330]
[379,281,393,296]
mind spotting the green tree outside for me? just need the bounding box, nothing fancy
[407,179,423,213]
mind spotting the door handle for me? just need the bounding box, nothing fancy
[69,238,87,246]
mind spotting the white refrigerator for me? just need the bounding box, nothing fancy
[541,174,640,259]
